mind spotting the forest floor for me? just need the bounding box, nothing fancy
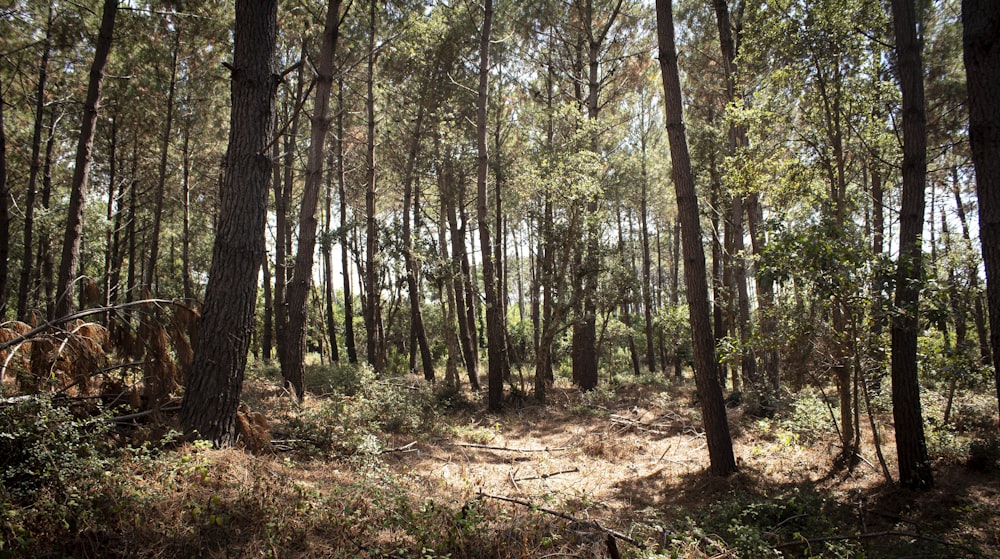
[3,363,999,558]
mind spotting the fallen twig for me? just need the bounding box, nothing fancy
[610,415,671,435]
[514,467,579,481]
[379,441,417,454]
[478,492,643,550]
[447,442,569,453]
[508,470,522,493]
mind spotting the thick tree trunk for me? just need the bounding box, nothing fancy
[890,0,934,488]
[283,0,344,400]
[656,0,737,477]
[963,0,1000,429]
[181,0,278,445]
[55,0,117,318]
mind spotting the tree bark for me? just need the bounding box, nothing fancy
[283,0,344,400]
[143,27,181,295]
[324,150,340,364]
[0,83,7,320]
[478,0,507,411]
[890,0,934,489]
[656,0,737,477]
[181,0,278,446]
[54,0,117,319]
[336,77,358,364]
[962,0,1000,428]
[17,5,52,321]
[402,79,434,381]
[364,0,385,373]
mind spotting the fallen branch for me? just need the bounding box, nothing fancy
[447,442,570,453]
[610,415,671,435]
[514,467,579,481]
[107,402,182,423]
[478,492,643,550]
[379,441,417,454]
[775,530,985,557]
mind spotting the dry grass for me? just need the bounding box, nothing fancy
[2,366,998,559]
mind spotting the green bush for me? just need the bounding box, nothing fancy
[0,397,112,500]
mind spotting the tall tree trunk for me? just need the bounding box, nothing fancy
[439,188,462,388]
[283,0,344,399]
[710,0,760,392]
[402,79,434,381]
[364,0,385,373]
[962,0,1000,428]
[17,5,52,320]
[102,115,118,323]
[0,84,7,320]
[478,0,507,410]
[181,121,194,300]
[143,28,180,294]
[55,0,117,318]
[618,209,641,376]
[656,0,737,477]
[890,0,934,488]
[337,77,358,364]
[950,171,992,365]
[448,187,480,379]
[640,136,657,373]
[262,247,273,361]
[181,0,278,446]
[323,150,339,364]
[671,220,682,377]
[572,0,625,392]
[35,110,59,320]
[274,44,306,370]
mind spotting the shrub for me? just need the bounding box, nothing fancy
[0,396,112,500]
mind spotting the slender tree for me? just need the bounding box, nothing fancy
[963,0,1000,427]
[478,0,508,411]
[656,0,737,477]
[889,0,933,488]
[283,0,345,400]
[16,4,52,320]
[54,0,118,318]
[337,76,358,363]
[142,27,181,294]
[181,0,279,445]
[0,85,8,320]
[364,0,385,373]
